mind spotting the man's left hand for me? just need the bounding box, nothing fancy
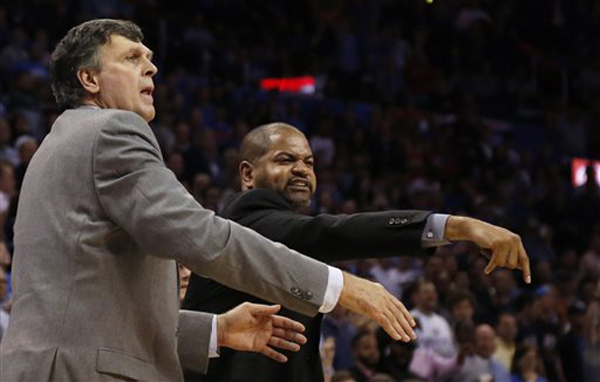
[217,302,307,363]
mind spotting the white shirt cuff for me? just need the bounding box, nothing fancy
[422,213,452,247]
[319,266,344,313]
[209,315,219,358]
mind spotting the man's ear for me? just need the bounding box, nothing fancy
[239,160,255,190]
[76,68,101,95]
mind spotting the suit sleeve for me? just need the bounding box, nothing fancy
[237,189,433,262]
[91,111,330,317]
[177,310,214,374]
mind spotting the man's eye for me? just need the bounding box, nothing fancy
[306,161,314,167]
[127,55,139,61]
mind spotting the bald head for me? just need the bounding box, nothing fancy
[240,122,303,164]
[239,122,316,209]
[475,324,496,359]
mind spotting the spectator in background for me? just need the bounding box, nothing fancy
[321,336,336,382]
[331,370,356,382]
[558,301,586,382]
[0,160,15,242]
[377,328,423,382]
[349,330,381,382]
[14,135,37,188]
[410,280,457,359]
[510,344,548,382]
[178,263,191,304]
[532,284,565,382]
[579,230,600,281]
[0,119,18,167]
[583,284,600,381]
[452,324,510,382]
[495,312,518,371]
[516,293,538,346]
[369,258,404,298]
[448,289,476,326]
[322,306,358,372]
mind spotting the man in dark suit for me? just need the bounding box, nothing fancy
[182,122,531,381]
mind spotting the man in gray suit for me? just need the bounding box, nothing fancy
[0,19,418,381]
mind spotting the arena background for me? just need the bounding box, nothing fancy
[0,1,599,381]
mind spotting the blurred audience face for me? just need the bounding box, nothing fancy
[519,348,538,372]
[496,313,517,343]
[248,128,316,209]
[514,344,541,376]
[455,320,476,357]
[389,341,415,369]
[18,140,38,165]
[178,263,191,302]
[353,332,380,368]
[416,281,438,313]
[535,285,556,314]
[167,152,185,179]
[452,298,474,323]
[474,324,496,359]
[0,162,16,196]
[492,269,515,295]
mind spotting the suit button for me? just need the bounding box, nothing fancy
[291,287,300,296]
[306,291,313,300]
[394,218,402,224]
[426,231,434,239]
[400,218,408,224]
[388,218,395,225]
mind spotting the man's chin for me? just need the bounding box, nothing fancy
[283,192,311,209]
[138,106,155,122]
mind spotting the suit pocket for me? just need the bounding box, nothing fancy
[96,348,155,381]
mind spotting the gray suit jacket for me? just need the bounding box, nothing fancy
[0,108,330,381]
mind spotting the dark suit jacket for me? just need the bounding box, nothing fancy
[183,188,433,381]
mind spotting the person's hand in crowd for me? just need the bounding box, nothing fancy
[445,216,531,283]
[337,272,416,342]
[217,302,307,362]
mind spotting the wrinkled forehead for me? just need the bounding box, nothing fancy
[266,129,312,156]
[100,34,152,59]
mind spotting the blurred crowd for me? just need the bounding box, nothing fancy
[1,0,600,381]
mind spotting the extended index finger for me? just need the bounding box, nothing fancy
[518,241,531,284]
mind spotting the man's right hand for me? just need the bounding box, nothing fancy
[444,216,531,283]
[337,272,416,342]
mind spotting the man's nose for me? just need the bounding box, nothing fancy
[145,59,158,77]
[292,161,310,176]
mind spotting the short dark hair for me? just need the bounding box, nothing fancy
[50,19,143,110]
[448,289,476,309]
[351,329,376,350]
[240,122,301,163]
